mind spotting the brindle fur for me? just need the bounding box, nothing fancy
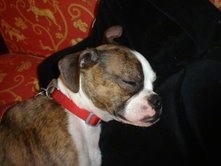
[0,96,78,165]
[81,45,144,114]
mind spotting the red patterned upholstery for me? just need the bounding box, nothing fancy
[0,0,98,114]
[0,53,42,105]
[0,0,97,57]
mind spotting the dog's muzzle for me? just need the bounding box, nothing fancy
[115,92,162,127]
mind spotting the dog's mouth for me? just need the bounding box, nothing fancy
[115,110,161,127]
[112,92,162,127]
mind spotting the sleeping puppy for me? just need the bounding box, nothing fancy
[0,26,161,166]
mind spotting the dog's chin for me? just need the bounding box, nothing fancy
[114,115,160,127]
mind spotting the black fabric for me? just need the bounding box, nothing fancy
[37,0,221,165]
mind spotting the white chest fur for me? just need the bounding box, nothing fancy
[67,112,102,166]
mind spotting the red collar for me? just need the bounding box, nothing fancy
[50,88,101,126]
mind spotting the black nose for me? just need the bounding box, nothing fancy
[148,94,162,110]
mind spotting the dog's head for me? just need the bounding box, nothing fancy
[58,44,161,127]
[58,26,161,127]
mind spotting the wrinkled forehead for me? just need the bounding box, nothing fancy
[96,44,143,77]
[96,44,134,56]
[96,44,156,88]
[96,44,126,50]
[96,44,141,68]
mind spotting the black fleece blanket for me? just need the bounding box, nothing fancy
[38,0,221,165]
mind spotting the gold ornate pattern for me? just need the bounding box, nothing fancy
[0,0,98,57]
[68,3,94,32]
[0,71,7,83]
[1,19,26,42]
[0,0,98,111]
[0,0,6,12]
[0,53,43,106]
[16,60,32,72]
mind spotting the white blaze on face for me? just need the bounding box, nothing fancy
[131,50,156,89]
[120,50,157,127]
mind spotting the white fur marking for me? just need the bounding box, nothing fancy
[67,113,101,166]
[56,79,103,166]
[131,50,156,90]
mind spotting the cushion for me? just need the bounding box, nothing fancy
[0,53,43,107]
[0,0,98,57]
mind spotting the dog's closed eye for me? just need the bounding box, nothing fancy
[122,79,137,86]
[118,78,143,93]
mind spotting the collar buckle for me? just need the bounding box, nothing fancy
[36,79,57,97]
[85,112,101,126]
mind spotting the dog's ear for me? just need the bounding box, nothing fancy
[79,48,99,69]
[58,49,99,93]
[58,52,81,93]
[103,25,123,44]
